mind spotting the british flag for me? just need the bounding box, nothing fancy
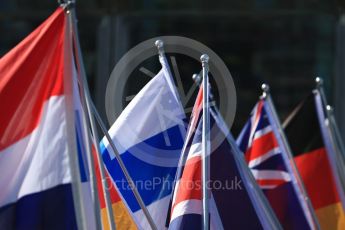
[168,88,280,229]
[237,99,316,229]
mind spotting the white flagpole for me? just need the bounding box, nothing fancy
[201,54,210,230]
[67,2,116,230]
[261,84,320,230]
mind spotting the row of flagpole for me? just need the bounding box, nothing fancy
[66,2,116,230]
[193,74,283,229]
[63,3,89,230]
[65,1,158,229]
[62,2,345,230]
[4,0,345,229]
[314,78,345,212]
[260,84,320,229]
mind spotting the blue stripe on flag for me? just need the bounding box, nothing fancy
[169,214,201,230]
[75,111,88,182]
[252,154,288,171]
[101,124,184,212]
[0,184,77,230]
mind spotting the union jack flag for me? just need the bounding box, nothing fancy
[237,99,316,229]
[168,88,279,229]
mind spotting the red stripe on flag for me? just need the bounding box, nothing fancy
[192,86,203,115]
[245,131,278,162]
[256,179,286,187]
[294,148,340,210]
[254,100,264,125]
[172,156,202,211]
[0,8,65,151]
[93,146,121,209]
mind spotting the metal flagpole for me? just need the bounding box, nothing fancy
[67,1,116,230]
[315,77,345,168]
[201,54,210,230]
[191,74,282,230]
[155,40,172,74]
[325,105,345,179]
[154,40,185,108]
[315,77,345,210]
[90,102,158,230]
[62,4,88,230]
[261,84,320,230]
[62,2,103,230]
[155,40,174,82]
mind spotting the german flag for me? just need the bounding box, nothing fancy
[283,94,345,229]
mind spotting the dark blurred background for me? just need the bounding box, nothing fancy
[1,0,345,138]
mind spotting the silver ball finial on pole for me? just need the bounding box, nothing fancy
[155,39,164,56]
[261,83,270,99]
[326,105,334,113]
[192,73,201,85]
[315,77,323,89]
[261,83,270,93]
[155,39,164,49]
[200,54,209,64]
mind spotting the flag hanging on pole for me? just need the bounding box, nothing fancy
[92,146,137,230]
[0,6,95,229]
[237,98,317,229]
[168,87,280,229]
[100,65,186,228]
[283,93,345,229]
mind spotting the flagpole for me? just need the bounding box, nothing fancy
[315,77,345,168]
[90,102,158,230]
[261,84,320,230]
[191,74,282,229]
[62,3,89,230]
[315,77,345,211]
[154,40,185,108]
[200,54,210,230]
[62,2,103,230]
[67,2,116,230]
[155,40,174,82]
[324,105,345,180]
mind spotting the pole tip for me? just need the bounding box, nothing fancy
[260,83,270,99]
[200,54,209,63]
[155,40,164,49]
[59,0,75,10]
[192,73,201,85]
[326,105,333,112]
[315,77,323,88]
[261,83,270,93]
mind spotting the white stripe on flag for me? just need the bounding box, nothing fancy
[186,143,202,160]
[251,169,291,182]
[253,126,273,142]
[248,147,280,168]
[102,69,185,164]
[0,96,71,208]
[170,199,202,222]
